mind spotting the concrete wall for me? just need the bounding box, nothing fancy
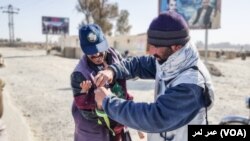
[75,48,83,59]
[62,47,83,59]
[63,47,76,59]
[59,33,148,57]
[59,35,242,60]
[107,33,147,56]
[198,50,238,59]
[58,35,79,48]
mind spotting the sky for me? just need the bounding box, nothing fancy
[0,0,250,45]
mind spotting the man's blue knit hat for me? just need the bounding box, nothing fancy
[147,11,190,47]
[79,24,109,55]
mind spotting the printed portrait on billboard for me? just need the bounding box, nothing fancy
[159,0,221,29]
[42,16,69,35]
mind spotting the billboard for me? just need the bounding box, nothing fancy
[159,0,221,29]
[42,16,69,35]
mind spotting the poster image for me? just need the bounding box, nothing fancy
[42,16,69,35]
[159,0,221,29]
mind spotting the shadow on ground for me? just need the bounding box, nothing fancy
[4,55,47,59]
[127,79,154,91]
[57,79,155,92]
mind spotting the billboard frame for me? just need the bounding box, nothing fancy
[42,16,69,35]
[158,0,221,29]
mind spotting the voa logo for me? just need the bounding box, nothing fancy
[221,129,245,137]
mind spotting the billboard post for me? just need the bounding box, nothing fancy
[205,28,208,64]
[45,34,49,54]
[61,34,66,53]
[42,16,69,54]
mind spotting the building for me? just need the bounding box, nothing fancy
[58,33,148,59]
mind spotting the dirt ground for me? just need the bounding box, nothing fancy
[0,47,249,141]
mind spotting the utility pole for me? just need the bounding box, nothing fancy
[0,4,19,46]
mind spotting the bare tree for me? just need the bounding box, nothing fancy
[76,0,119,35]
[76,0,131,36]
[116,10,131,35]
[76,0,94,24]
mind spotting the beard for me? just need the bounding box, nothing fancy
[154,47,174,65]
[154,54,166,64]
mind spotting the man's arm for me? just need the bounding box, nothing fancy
[96,84,205,133]
[95,55,156,87]
[110,55,156,80]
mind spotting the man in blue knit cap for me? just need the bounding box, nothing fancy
[94,11,214,141]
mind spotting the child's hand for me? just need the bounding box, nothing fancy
[137,131,145,139]
[80,80,92,93]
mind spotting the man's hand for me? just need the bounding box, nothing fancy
[94,87,112,110]
[94,68,114,87]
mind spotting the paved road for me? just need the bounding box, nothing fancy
[0,47,155,141]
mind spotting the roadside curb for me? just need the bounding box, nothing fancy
[2,88,33,141]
